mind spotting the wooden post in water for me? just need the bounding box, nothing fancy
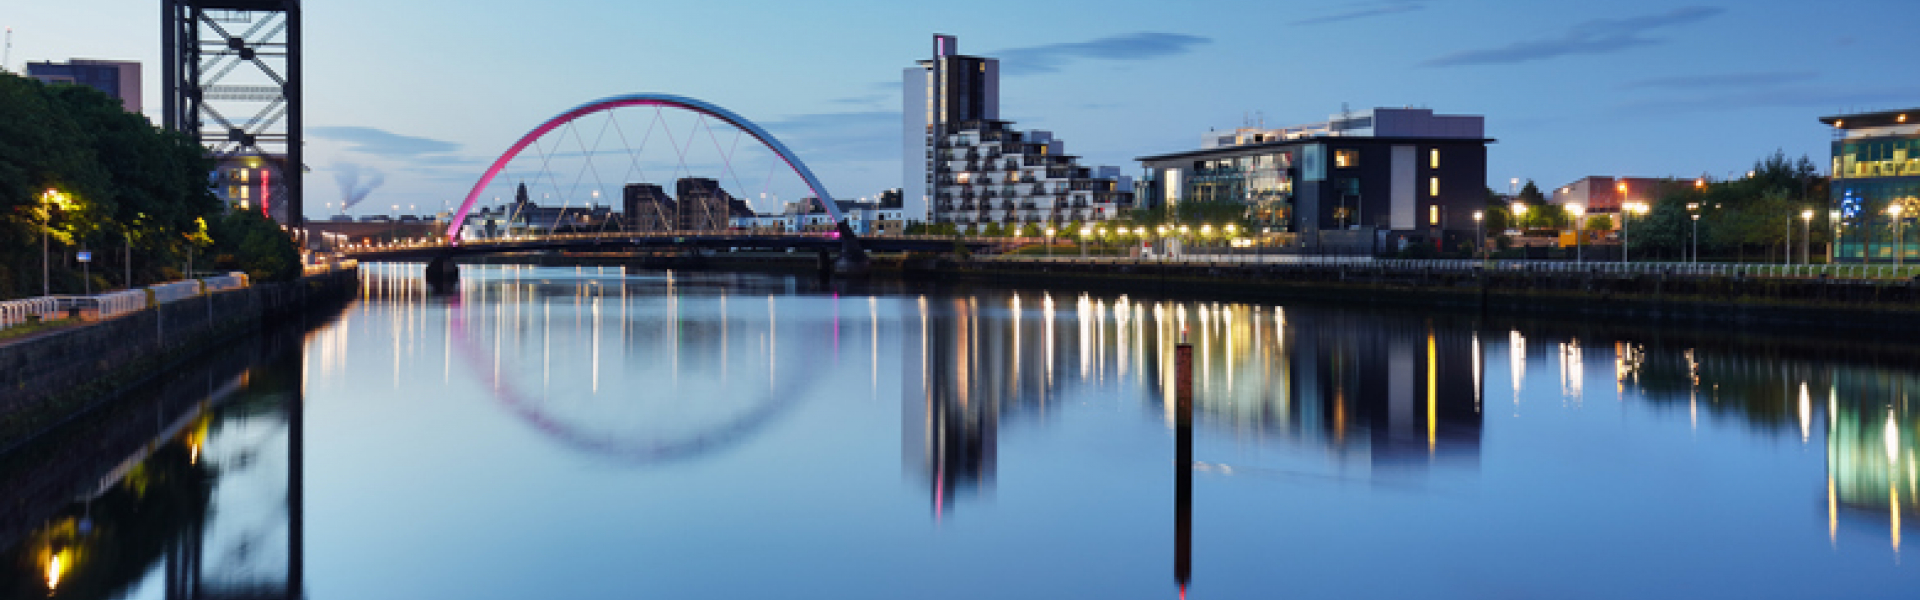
[1175,336,1193,597]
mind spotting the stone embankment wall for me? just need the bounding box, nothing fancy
[931,260,1920,332]
[0,269,357,450]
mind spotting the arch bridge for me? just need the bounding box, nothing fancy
[331,93,1009,268]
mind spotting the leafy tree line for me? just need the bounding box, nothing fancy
[0,71,298,300]
[1482,151,1831,262]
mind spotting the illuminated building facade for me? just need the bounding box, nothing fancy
[213,155,290,216]
[905,35,1134,230]
[1549,176,1665,217]
[1136,108,1490,254]
[1822,108,1920,263]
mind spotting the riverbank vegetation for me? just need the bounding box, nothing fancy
[0,71,299,300]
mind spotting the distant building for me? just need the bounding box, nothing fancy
[26,59,142,114]
[905,35,1132,230]
[1136,107,1491,255]
[674,178,754,231]
[1822,108,1920,263]
[623,183,675,232]
[1548,176,1665,216]
[458,182,614,236]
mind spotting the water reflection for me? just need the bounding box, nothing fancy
[0,318,314,599]
[9,266,1920,597]
[905,295,1487,516]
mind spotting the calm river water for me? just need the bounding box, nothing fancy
[5,263,1920,599]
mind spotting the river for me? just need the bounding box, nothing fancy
[4,263,1918,599]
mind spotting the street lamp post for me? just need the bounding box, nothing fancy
[1893,204,1906,268]
[1801,209,1814,265]
[1045,227,1055,258]
[1567,204,1584,264]
[1472,210,1484,260]
[1691,214,1701,264]
[1830,209,1841,264]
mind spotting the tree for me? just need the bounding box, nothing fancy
[1584,214,1613,232]
[0,71,221,298]
[1517,180,1547,207]
[208,210,299,282]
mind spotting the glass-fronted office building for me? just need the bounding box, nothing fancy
[1137,108,1491,254]
[1824,109,1920,263]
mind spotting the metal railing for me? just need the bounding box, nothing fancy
[0,297,61,329]
[149,281,201,304]
[202,274,248,292]
[1,273,261,332]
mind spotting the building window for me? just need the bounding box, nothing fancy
[1429,177,1440,197]
[1429,205,1440,225]
[1429,148,1440,169]
[1334,149,1358,168]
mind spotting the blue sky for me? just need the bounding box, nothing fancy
[9,0,1917,217]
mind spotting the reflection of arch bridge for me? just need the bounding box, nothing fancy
[335,94,1009,263]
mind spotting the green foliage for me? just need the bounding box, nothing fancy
[1517,180,1546,206]
[0,71,222,298]
[982,222,1005,237]
[208,210,299,282]
[1584,214,1614,232]
[1522,203,1567,230]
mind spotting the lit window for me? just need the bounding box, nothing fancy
[1429,149,1440,169]
[1430,205,1440,225]
[1334,149,1358,168]
[1429,177,1440,197]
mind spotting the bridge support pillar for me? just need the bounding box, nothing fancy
[833,221,870,277]
[425,255,460,290]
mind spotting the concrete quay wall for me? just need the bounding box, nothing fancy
[0,269,357,450]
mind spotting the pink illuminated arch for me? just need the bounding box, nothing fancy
[446,94,842,243]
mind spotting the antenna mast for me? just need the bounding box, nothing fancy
[3,28,13,73]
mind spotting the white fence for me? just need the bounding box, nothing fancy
[1,274,255,333]
[148,281,201,304]
[0,297,61,329]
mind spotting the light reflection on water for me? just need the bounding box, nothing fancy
[4,263,1920,599]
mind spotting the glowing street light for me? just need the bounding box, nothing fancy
[1801,209,1815,265]
[1472,210,1484,259]
[1892,204,1906,268]
[1567,204,1585,263]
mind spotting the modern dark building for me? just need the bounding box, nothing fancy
[26,59,142,113]
[1821,108,1920,263]
[1137,108,1492,254]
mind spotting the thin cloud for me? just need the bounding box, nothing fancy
[1611,85,1920,115]
[1422,6,1724,67]
[1619,71,1817,91]
[830,94,889,106]
[309,126,461,157]
[996,32,1212,76]
[1292,1,1424,26]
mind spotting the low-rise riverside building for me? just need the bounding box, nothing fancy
[1136,107,1491,255]
[1822,108,1920,263]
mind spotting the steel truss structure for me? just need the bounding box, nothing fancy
[163,0,303,227]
